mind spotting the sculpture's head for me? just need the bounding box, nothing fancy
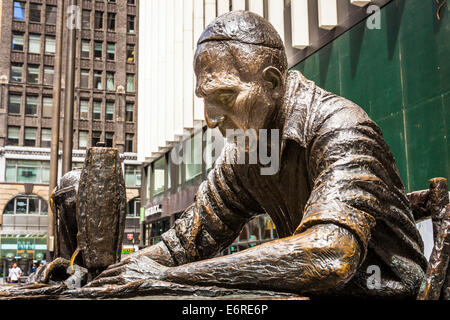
[194,11,288,137]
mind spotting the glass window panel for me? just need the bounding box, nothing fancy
[95,11,103,29]
[24,127,37,147]
[27,65,39,84]
[41,166,50,183]
[42,97,53,118]
[107,43,115,60]
[80,100,89,119]
[5,165,16,182]
[106,102,114,120]
[106,72,115,91]
[13,1,25,21]
[46,5,57,25]
[8,95,21,113]
[44,66,54,85]
[4,199,15,214]
[125,133,133,152]
[80,70,89,87]
[92,131,101,146]
[41,129,51,148]
[127,15,135,33]
[26,96,38,115]
[94,71,102,89]
[12,33,24,51]
[28,34,41,54]
[16,198,28,214]
[185,132,203,182]
[105,132,113,147]
[40,199,48,215]
[11,64,23,82]
[107,13,115,31]
[126,74,134,92]
[45,36,56,54]
[94,41,102,59]
[82,10,90,29]
[79,131,88,149]
[81,40,90,58]
[93,101,101,119]
[126,103,134,122]
[17,166,38,183]
[153,157,165,196]
[28,198,39,214]
[29,4,41,23]
[127,44,135,63]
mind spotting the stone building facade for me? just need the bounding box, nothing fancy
[0,0,141,268]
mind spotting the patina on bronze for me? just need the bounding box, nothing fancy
[1,11,448,300]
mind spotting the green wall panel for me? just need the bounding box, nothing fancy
[292,0,449,192]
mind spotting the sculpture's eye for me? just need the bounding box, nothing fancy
[216,89,236,107]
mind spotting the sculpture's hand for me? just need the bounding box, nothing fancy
[85,255,169,287]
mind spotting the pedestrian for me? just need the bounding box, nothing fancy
[30,263,38,275]
[8,263,22,284]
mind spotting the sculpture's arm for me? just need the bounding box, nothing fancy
[162,223,361,294]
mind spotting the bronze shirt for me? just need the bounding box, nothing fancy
[161,70,428,297]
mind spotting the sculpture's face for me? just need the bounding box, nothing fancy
[195,43,283,138]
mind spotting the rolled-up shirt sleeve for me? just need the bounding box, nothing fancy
[161,143,263,265]
[295,96,413,267]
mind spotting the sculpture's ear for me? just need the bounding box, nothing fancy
[262,66,283,91]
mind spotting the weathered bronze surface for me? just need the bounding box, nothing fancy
[1,11,448,300]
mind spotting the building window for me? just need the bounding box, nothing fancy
[46,5,57,25]
[152,157,165,197]
[5,160,50,184]
[29,3,41,23]
[12,33,24,51]
[106,102,114,120]
[94,41,102,60]
[81,40,90,58]
[24,127,37,147]
[105,132,114,147]
[45,36,56,54]
[126,198,141,218]
[80,69,89,88]
[7,126,20,146]
[128,0,136,5]
[28,34,41,54]
[79,131,88,149]
[107,42,115,60]
[125,133,133,152]
[41,128,51,148]
[93,101,101,120]
[106,72,115,91]
[3,195,48,215]
[80,100,89,119]
[94,71,102,89]
[13,1,25,21]
[94,11,103,29]
[10,64,23,82]
[82,10,90,29]
[185,131,203,182]
[125,166,141,187]
[126,74,135,92]
[25,96,38,115]
[127,15,135,34]
[126,103,134,122]
[92,131,101,147]
[27,65,39,84]
[107,13,116,31]
[44,66,54,85]
[126,44,135,63]
[42,97,53,118]
[8,94,21,114]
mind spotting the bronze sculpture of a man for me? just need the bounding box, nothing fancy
[86,11,427,299]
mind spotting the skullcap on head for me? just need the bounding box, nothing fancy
[197,11,284,50]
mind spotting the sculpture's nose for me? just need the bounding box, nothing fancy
[205,102,226,129]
